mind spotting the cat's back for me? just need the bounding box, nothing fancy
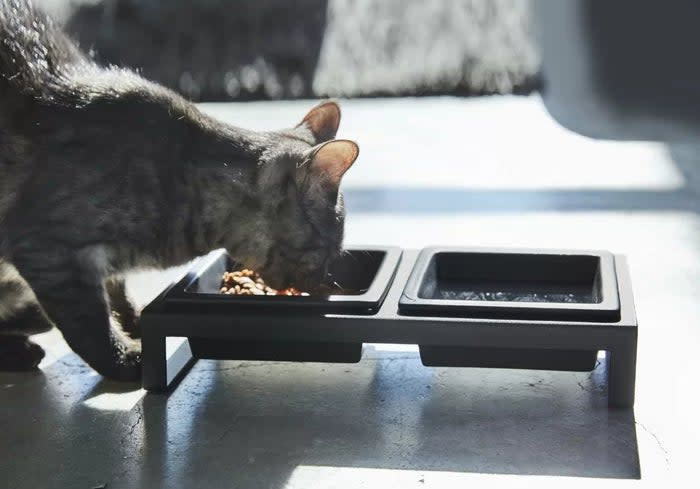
[1,0,87,103]
[0,0,83,227]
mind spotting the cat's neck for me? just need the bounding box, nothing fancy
[195,165,261,252]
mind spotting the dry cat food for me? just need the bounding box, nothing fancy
[220,269,310,296]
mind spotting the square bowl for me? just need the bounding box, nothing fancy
[161,245,401,363]
[164,245,402,315]
[399,246,620,322]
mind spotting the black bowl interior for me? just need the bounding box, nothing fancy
[419,252,603,303]
[185,249,388,296]
[163,247,402,315]
[400,248,620,321]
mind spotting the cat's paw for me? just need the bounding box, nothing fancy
[91,338,142,381]
[111,362,142,382]
[108,343,142,382]
[0,335,45,371]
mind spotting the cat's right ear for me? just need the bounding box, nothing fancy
[297,100,341,143]
[302,139,359,186]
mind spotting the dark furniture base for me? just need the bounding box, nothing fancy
[418,346,598,371]
[188,338,363,363]
[141,249,637,408]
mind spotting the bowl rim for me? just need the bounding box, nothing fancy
[399,245,620,322]
[160,245,403,314]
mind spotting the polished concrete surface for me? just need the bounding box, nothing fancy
[2,96,698,488]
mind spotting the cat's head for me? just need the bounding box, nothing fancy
[228,101,359,291]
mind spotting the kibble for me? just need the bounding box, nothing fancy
[220,268,310,296]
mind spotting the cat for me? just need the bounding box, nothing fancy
[0,0,359,381]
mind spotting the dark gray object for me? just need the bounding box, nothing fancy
[535,0,700,142]
[141,247,637,408]
[166,246,402,315]
[399,247,619,322]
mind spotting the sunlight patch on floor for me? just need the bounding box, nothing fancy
[82,388,146,412]
[199,96,685,191]
[285,465,641,489]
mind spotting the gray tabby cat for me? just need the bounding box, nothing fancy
[0,0,359,380]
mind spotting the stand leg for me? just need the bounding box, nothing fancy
[142,334,197,392]
[607,344,637,408]
[165,337,196,389]
[142,332,167,391]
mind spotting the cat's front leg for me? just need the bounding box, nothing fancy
[106,277,141,340]
[11,249,141,381]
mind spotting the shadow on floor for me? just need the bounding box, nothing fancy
[133,350,639,488]
[0,313,642,487]
[344,187,700,214]
[343,142,700,215]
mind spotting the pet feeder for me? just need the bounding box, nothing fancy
[140,246,637,408]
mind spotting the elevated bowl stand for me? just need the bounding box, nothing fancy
[140,247,637,408]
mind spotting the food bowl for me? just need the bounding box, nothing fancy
[141,246,637,407]
[165,246,402,315]
[399,246,619,322]
[399,247,620,371]
[159,246,401,362]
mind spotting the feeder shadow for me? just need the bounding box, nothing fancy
[413,369,639,478]
[135,350,638,487]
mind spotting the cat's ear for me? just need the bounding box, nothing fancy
[297,100,341,143]
[303,139,359,185]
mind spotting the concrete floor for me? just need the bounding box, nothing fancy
[2,95,699,488]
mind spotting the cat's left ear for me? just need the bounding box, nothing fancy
[302,139,359,185]
[297,100,341,143]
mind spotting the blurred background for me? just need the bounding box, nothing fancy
[36,0,539,101]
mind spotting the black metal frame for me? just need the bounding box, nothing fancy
[141,248,637,408]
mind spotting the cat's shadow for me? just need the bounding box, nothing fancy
[135,347,639,487]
